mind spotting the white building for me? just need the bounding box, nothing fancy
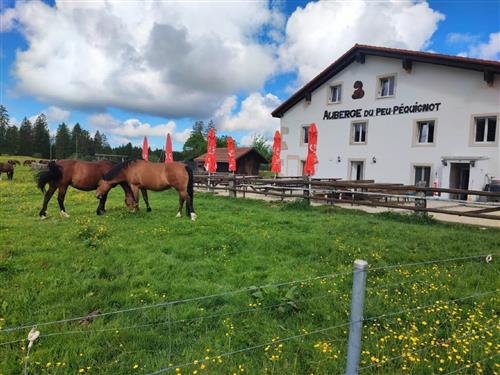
[272,45,500,194]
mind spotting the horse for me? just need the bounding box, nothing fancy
[23,160,35,166]
[96,160,196,221]
[7,159,20,165]
[0,162,14,180]
[35,160,152,219]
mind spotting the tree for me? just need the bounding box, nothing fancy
[18,118,33,156]
[55,122,72,159]
[182,121,207,160]
[71,123,83,157]
[32,114,50,158]
[4,125,19,155]
[252,134,271,161]
[0,105,9,154]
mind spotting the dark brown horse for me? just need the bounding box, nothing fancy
[36,160,151,219]
[0,162,14,180]
[23,160,35,166]
[96,160,196,220]
[7,159,20,165]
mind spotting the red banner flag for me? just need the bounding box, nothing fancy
[204,128,217,173]
[271,130,281,174]
[165,133,173,163]
[142,136,149,161]
[227,136,236,172]
[303,123,318,176]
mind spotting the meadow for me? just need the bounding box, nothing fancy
[0,157,499,375]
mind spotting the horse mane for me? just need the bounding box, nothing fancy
[103,159,138,181]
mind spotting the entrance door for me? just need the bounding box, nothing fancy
[449,163,470,200]
[350,161,364,180]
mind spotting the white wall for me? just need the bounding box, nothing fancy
[280,55,500,192]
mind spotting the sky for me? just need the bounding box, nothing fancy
[0,0,499,151]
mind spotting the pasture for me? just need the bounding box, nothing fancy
[0,157,499,375]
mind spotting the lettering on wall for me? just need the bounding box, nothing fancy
[323,102,442,120]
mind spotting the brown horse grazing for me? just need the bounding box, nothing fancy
[35,160,152,219]
[23,160,35,166]
[7,159,20,165]
[0,162,14,180]
[96,160,196,221]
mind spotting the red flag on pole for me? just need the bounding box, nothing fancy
[142,136,149,161]
[204,128,217,173]
[227,136,236,173]
[303,123,318,176]
[165,133,173,163]
[271,130,281,174]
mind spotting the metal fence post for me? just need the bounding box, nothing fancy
[346,259,368,375]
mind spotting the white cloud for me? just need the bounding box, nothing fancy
[45,105,70,123]
[88,113,176,138]
[460,32,500,60]
[215,92,281,134]
[446,32,480,45]
[174,128,192,143]
[2,0,282,118]
[279,1,445,84]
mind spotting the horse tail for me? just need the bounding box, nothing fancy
[185,165,194,214]
[36,161,62,192]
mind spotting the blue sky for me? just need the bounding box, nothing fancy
[1,0,499,151]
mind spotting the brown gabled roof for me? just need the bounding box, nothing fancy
[194,147,268,163]
[272,44,500,118]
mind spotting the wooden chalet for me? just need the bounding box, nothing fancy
[194,147,268,175]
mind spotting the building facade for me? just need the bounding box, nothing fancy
[272,45,500,194]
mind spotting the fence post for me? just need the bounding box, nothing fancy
[303,176,311,205]
[346,259,368,375]
[415,181,427,216]
[228,175,236,198]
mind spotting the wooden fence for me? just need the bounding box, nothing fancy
[193,174,500,221]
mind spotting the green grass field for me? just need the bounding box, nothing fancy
[0,156,499,375]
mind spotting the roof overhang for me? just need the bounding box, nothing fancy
[271,44,500,118]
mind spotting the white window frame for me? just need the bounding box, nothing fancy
[376,74,396,98]
[413,119,437,147]
[471,115,498,145]
[328,83,342,104]
[350,120,368,145]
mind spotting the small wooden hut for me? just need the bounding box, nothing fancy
[194,147,268,175]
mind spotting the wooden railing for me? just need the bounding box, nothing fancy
[193,174,500,221]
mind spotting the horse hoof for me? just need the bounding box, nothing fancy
[147,207,152,212]
[40,215,47,220]
[60,211,70,218]
[96,210,104,216]
[190,212,197,221]
[176,212,182,218]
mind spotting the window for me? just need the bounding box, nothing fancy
[414,166,431,187]
[329,85,342,103]
[351,122,367,144]
[474,116,497,143]
[417,121,435,144]
[378,75,395,97]
[302,125,309,144]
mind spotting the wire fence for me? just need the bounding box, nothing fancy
[1,253,498,374]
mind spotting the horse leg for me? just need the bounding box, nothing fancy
[176,195,185,218]
[96,192,108,215]
[130,184,140,208]
[57,185,70,218]
[141,189,152,212]
[39,184,57,219]
[179,191,196,221]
